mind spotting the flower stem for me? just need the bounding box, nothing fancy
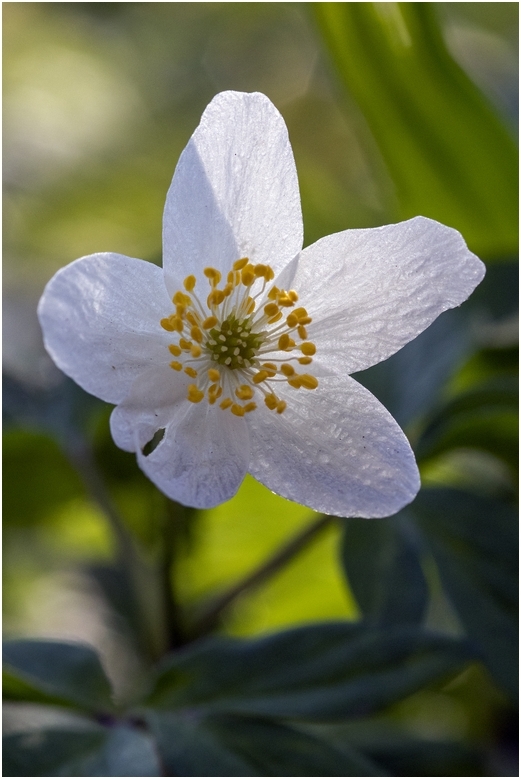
[190,513,336,638]
[63,435,169,661]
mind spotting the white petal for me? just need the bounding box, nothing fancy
[293,217,485,375]
[247,376,420,518]
[38,254,173,404]
[162,91,303,294]
[110,365,191,452]
[136,402,250,509]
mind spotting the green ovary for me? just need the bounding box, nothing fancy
[205,315,264,369]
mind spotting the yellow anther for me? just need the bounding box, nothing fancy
[222,283,233,297]
[160,318,175,332]
[207,289,225,307]
[288,377,302,389]
[204,267,222,285]
[265,266,275,281]
[276,400,287,414]
[278,334,295,350]
[286,313,298,328]
[171,316,184,333]
[190,344,202,358]
[203,316,218,329]
[264,302,279,318]
[281,364,295,377]
[267,286,280,301]
[208,385,223,404]
[235,385,254,400]
[298,356,313,365]
[289,290,299,302]
[191,326,203,343]
[298,325,308,339]
[253,370,270,384]
[173,291,191,307]
[186,312,200,327]
[241,265,256,286]
[293,307,308,319]
[264,394,278,410]
[183,275,196,292]
[268,312,283,324]
[277,294,295,307]
[176,304,186,317]
[233,257,249,271]
[299,316,312,326]
[262,363,277,372]
[220,398,233,410]
[170,361,183,371]
[187,384,205,403]
[300,374,319,390]
[231,403,245,417]
[300,342,316,356]
[254,264,269,278]
[168,344,182,356]
[184,366,198,378]
[208,368,220,382]
[244,402,257,413]
[179,338,192,351]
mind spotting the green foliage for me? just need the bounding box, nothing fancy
[314,2,518,259]
[3,640,114,713]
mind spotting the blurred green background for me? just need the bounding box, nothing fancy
[3,2,518,773]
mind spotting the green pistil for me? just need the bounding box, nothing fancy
[205,315,264,369]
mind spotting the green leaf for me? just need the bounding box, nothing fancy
[321,721,482,777]
[314,3,518,259]
[146,711,384,777]
[144,622,471,721]
[341,514,428,627]
[3,640,114,712]
[412,488,518,698]
[415,377,519,472]
[3,725,161,777]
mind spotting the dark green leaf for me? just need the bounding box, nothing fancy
[3,640,114,712]
[318,721,483,777]
[314,3,518,259]
[341,514,428,627]
[416,377,519,472]
[146,711,384,777]
[412,488,518,698]
[3,725,160,777]
[144,622,472,721]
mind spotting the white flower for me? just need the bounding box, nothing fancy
[38,91,485,517]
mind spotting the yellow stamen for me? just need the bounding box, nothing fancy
[220,398,233,410]
[241,265,255,286]
[208,368,220,382]
[184,275,196,292]
[173,291,191,307]
[190,344,202,358]
[203,316,218,329]
[170,361,182,371]
[253,370,270,384]
[264,394,278,410]
[298,325,308,339]
[233,257,249,271]
[187,384,204,403]
[264,302,279,318]
[300,374,319,390]
[184,366,198,378]
[244,402,257,413]
[276,400,287,414]
[160,318,175,332]
[204,267,221,285]
[191,326,203,343]
[301,342,316,356]
[179,338,192,351]
[298,356,313,365]
[231,403,245,417]
[207,289,225,307]
[235,385,254,400]
[281,364,295,377]
[168,344,182,356]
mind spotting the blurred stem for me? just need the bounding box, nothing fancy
[159,502,190,651]
[63,435,169,660]
[190,514,336,638]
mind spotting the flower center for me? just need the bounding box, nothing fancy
[160,258,318,417]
